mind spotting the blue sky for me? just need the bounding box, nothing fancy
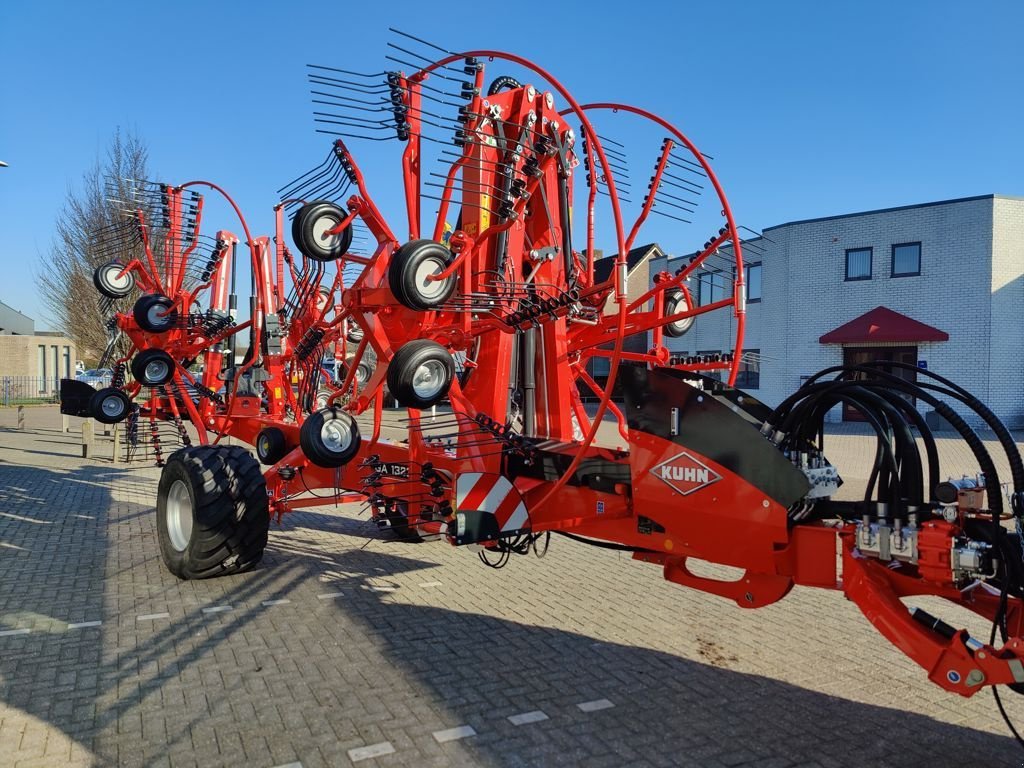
[1,0,1021,327]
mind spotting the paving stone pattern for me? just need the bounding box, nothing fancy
[2,407,1024,767]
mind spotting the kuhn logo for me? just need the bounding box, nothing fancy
[652,451,722,496]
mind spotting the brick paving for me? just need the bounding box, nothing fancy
[2,406,1024,767]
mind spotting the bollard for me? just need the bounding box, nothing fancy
[112,425,121,464]
[82,421,94,459]
[17,405,25,431]
[62,414,69,433]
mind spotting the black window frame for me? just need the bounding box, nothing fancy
[745,263,762,303]
[734,349,760,390]
[845,247,873,281]
[891,241,921,278]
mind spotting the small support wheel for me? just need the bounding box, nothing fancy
[386,340,455,409]
[663,289,695,337]
[256,427,289,465]
[156,446,270,580]
[388,239,457,310]
[134,293,178,333]
[292,200,352,262]
[346,319,364,344]
[313,389,334,411]
[93,261,136,298]
[131,349,175,387]
[299,406,361,468]
[90,387,131,424]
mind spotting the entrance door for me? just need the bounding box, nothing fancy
[842,346,917,421]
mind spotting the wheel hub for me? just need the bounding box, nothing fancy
[414,256,449,301]
[101,395,124,418]
[313,213,343,247]
[412,359,446,399]
[145,360,169,383]
[320,418,352,454]
[165,479,194,552]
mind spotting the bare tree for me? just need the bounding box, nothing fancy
[36,130,149,365]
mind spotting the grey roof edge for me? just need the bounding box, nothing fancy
[763,194,1024,232]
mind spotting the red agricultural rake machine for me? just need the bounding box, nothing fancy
[61,30,1024,734]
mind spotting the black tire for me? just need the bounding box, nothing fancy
[386,340,455,409]
[93,261,135,298]
[156,445,270,580]
[663,289,695,337]
[134,294,178,333]
[292,201,352,262]
[346,319,364,344]
[299,406,361,468]
[131,348,175,386]
[256,427,288,465]
[313,389,334,411]
[90,387,131,424]
[388,239,457,310]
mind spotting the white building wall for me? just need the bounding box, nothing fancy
[647,195,1023,425]
[989,197,1024,425]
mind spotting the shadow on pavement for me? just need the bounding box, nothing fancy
[0,467,1021,767]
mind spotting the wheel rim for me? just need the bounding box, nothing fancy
[166,479,193,552]
[101,394,125,419]
[258,435,270,457]
[144,359,170,383]
[147,303,170,328]
[413,256,449,302]
[320,416,352,455]
[667,294,695,334]
[104,266,131,290]
[356,364,370,386]
[313,213,343,251]
[412,359,447,399]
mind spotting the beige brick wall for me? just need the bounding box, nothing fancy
[0,335,78,392]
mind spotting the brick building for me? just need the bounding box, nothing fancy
[0,301,77,397]
[650,194,1024,425]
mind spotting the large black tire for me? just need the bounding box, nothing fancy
[388,239,457,310]
[299,406,361,468]
[131,348,175,386]
[156,445,269,580]
[93,261,136,298]
[134,294,178,333]
[90,387,131,424]
[663,289,695,337]
[292,201,352,262]
[386,340,455,409]
[256,427,288,465]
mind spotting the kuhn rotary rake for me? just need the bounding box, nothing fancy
[61,30,1024,729]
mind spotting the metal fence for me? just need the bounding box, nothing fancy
[1,376,62,407]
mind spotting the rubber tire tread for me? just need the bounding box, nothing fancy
[156,446,269,580]
[299,407,361,468]
[387,239,457,310]
[93,261,135,299]
[386,339,455,409]
[131,348,175,386]
[134,294,178,333]
[292,201,352,262]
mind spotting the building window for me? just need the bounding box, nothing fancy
[697,349,723,382]
[696,271,728,306]
[735,350,760,390]
[891,242,921,277]
[845,247,872,281]
[745,263,762,302]
[589,357,610,378]
[62,346,71,378]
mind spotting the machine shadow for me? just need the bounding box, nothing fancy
[1,481,1021,768]
[271,512,1024,768]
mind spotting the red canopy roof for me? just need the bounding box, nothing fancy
[819,306,948,344]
